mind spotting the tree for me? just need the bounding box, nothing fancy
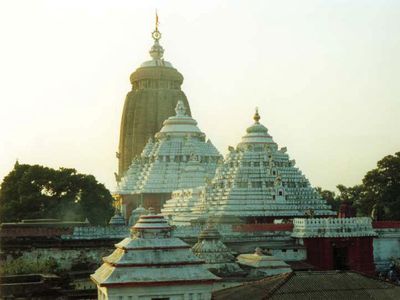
[333,152,400,220]
[336,184,365,209]
[359,152,400,220]
[315,187,340,212]
[0,162,114,225]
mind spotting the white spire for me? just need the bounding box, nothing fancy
[175,100,187,116]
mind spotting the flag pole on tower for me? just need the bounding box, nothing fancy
[155,10,159,31]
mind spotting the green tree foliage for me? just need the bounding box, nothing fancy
[316,152,400,220]
[315,187,340,212]
[358,152,400,220]
[319,152,400,220]
[0,162,114,225]
[336,184,364,204]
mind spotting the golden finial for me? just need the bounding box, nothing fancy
[253,107,260,123]
[155,10,159,31]
[152,10,161,41]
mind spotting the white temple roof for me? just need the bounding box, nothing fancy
[108,210,126,226]
[237,248,292,276]
[237,249,291,269]
[157,100,202,136]
[116,101,222,195]
[192,225,243,275]
[162,109,336,223]
[238,108,275,147]
[91,214,219,287]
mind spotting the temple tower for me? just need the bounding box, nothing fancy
[118,18,191,178]
[116,100,221,216]
[164,109,336,224]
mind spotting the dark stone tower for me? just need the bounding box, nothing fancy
[117,24,191,179]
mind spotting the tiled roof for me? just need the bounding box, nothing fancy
[212,271,400,300]
[212,273,289,300]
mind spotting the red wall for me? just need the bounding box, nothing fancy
[372,221,400,229]
[303,237,375,275]
[233,223,294,232]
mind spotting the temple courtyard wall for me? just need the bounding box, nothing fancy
[1,220,400,296]
[2,221,400,270]
[372,221,400,271]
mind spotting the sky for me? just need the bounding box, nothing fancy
[0,0,399,192]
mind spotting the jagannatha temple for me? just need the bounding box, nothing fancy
[100,22,399,299]
[1,19,400,300]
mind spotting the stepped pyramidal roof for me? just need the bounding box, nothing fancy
[91,213,219,288]
[162,109,335,224]
[192,224,243,276]
[116,100,222,195]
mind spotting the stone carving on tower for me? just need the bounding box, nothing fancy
[116,100,222,216]
[118,15,191,178]
[163,109,336,225]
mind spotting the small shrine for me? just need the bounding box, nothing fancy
[108,209,125,226]
[128,205,148,226]
[161,187,207,224]
[237,247,292,277]
[192,224,243,276]
[91,213,219,300]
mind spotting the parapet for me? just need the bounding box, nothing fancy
[291,217,377,238]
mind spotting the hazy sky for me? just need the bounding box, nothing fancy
[1,0,399,192]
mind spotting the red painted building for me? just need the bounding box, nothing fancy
[292,217,377,275]
[302,237,375,274]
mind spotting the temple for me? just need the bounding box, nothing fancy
[162,109,336,224]
[91,213,219,299]
[116,100,222,216]
[117,19,191,178]
[2,17,400,300]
